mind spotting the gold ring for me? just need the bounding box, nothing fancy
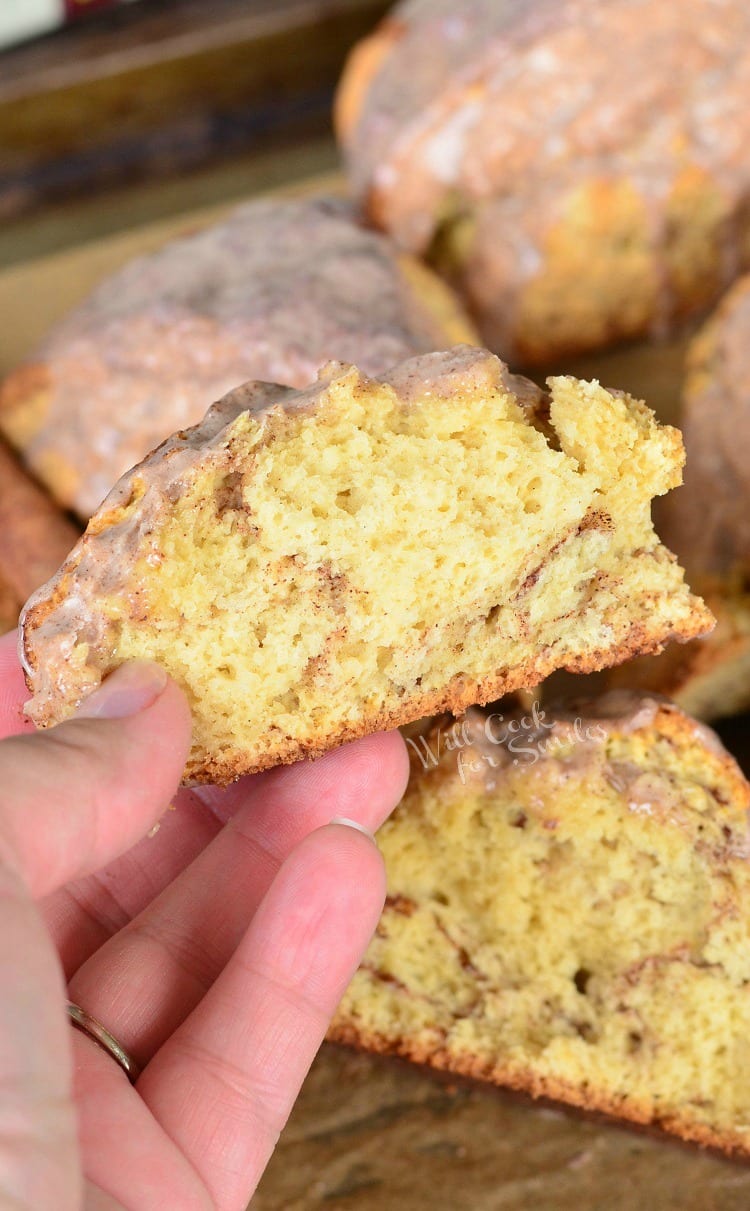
[66,1002,140,1084]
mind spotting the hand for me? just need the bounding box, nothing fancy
[0,631,408,1210]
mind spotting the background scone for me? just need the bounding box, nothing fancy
[337,0,750,364]
[660,274,750,583]
[609,581,750,723]
[330,694,750,1157]
[0,195,477,519]
[615,276,750,720]
[21,347,710,783]
[0,441,80,635]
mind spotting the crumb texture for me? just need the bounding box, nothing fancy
[20,347,710,782]
[330,694,750,1156]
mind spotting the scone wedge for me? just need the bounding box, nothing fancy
[329,693,750,1156]
[20,347,711,783]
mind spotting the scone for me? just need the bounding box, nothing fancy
[329,693,750,1156]
[337,0,750,364]
[660,274,750,584]
[0,196,477,518]
[0,441,80,635]
[616,276,750,719]
[20,347,711,783]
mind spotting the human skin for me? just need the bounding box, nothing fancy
[0,630,409,1210]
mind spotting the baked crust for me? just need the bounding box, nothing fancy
[337,0,750,363]
[21,605,697,783]
[0,196,477,519]
[328,1020,750,1158]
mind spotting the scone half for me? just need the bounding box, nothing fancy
[20,347,711,783]
[330,693,750,1157]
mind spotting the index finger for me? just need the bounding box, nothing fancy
[0,629,34,739]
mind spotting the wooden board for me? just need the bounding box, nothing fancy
[255,1046,750,1210]
[0,173,747,1211]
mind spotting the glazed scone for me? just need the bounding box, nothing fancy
[337,0,750,364]
[329,694,750,1156]
[0,441,80,635]
[20,347,711,783]
[660,274,750,585]
[616,277,750,719]
[0,195,477,518]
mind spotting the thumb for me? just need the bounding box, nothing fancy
[0,662,192,898]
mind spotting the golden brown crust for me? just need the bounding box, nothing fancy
[0,363,49,417]
[179,616,711,784]
[327,1021,750,1159]
[628,697,750,804]
[20,560,710,785]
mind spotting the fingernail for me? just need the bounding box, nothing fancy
[330,816,376,841]
[76,661,169,720]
